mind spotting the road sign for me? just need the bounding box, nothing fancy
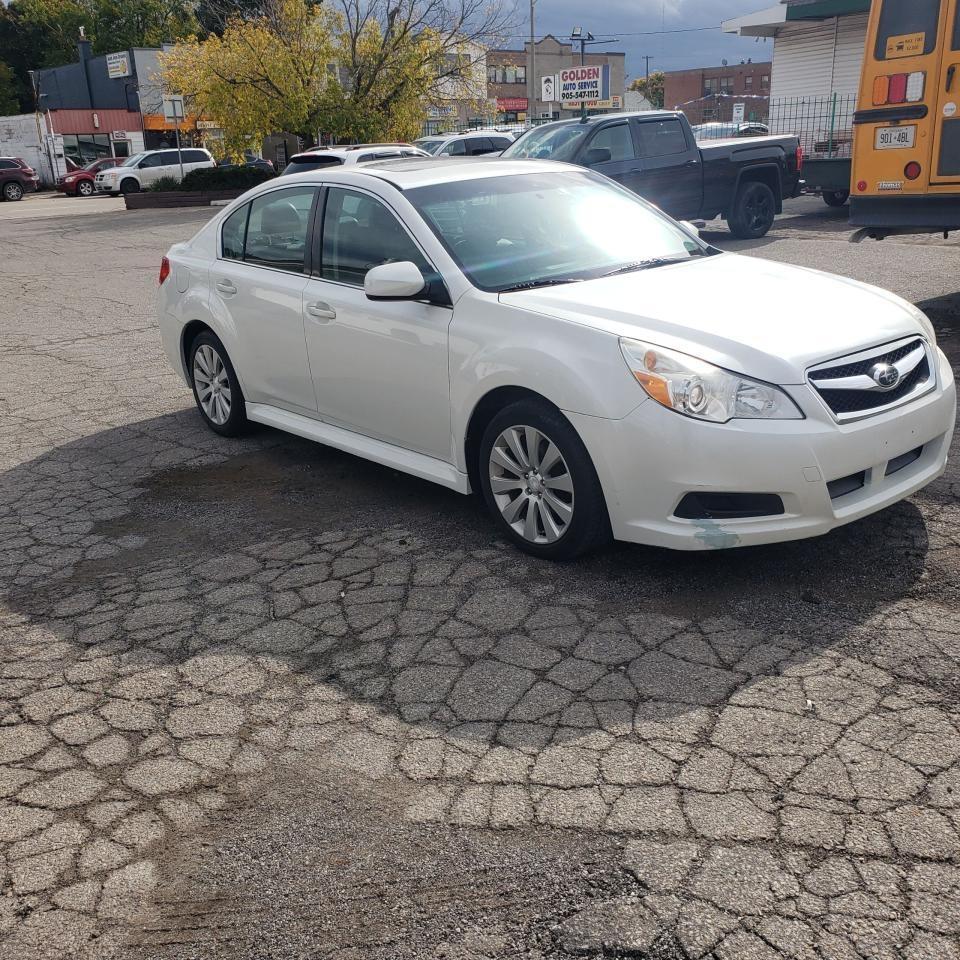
[558,65,611,105]
[732,102,745,124]
[541,75,557,103]
[162,96,185,122]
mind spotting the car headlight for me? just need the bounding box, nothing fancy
[908,305,937,348]
[620,338,803,423]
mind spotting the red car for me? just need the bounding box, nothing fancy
[0,157,40,201]
[58,157,123,197]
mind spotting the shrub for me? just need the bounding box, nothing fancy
[149,175,182,192]
[180,165,276,192]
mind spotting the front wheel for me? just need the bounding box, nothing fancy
[726,181,776,239]
[2,181,24,201]
[478,399,610,561]
[77,180,95,197]
[119,177,140,195]
[822,190,849,207]
[189,332,248,437]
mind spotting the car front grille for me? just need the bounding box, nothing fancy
[807,337,935,422]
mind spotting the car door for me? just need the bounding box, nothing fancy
[136,152,164,185]
[209,185,319,414]
[630,117,704,219]
[302,185,453,461]
[575,121,642,193]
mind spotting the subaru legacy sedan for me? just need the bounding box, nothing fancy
[158,159,955,559]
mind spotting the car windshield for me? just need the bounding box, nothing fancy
[416,139,446,155]
[408,170,707,293]
[84,159,110,171]
[120,153,145,167]
[501,123,591,161]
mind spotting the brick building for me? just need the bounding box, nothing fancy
[664,60,772,124]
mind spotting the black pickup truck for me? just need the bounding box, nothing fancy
[502,110,803,239]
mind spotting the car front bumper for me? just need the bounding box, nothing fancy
[94,182,119,193]
[568,347,956,550]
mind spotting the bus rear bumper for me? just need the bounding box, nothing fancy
[850,195,960,233]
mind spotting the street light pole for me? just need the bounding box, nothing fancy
[529,0,536,125]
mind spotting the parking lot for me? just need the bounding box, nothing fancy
[1,197,958,960]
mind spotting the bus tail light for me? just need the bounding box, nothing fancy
[888,73,908,104]
[905,161,922,180]
[873,72,925,105]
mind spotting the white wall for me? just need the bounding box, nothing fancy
[0,113,53,185]
[770,14,868,100]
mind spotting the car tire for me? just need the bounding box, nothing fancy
[822,190,849,207]
[77,180,94,197]
[119,177,140,195]
[2,181,24,202]
[189,331,248,437]
[478,399,610,561]
[726,181,777,239]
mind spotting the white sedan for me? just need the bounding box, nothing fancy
[158,159,956,559]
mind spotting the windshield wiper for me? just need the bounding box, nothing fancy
[499,277,583,293]
[600,256,696,278]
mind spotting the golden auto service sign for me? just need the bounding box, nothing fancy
[558,65,611,105]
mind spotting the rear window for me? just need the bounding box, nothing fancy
[183,149,209,163]
[875,0,941,59]
[283,155,343,174]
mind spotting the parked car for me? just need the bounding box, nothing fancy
[218,155,275,174]
[94,148,216,194]
[281,144,430,175]
[58,157,124,197]
[158,160,955,559]
[691,121,771,140]
[503,111,802,238]
[0,157,40,201]
[414,131,516,156]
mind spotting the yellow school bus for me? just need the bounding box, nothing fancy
[851,0,960,237]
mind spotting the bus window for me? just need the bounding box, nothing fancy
[874,0,941,60]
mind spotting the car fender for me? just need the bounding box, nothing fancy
[449,294,646,474]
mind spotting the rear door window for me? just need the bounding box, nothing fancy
[875,0,941,59]
[243,187,317,273]
[635,119,689,158]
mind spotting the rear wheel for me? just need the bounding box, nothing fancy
[189,331,247,437]
[727,181,776,239]
[77,180,94,197]
[119,177,140,195]
[478,399,610,561]
[2,181,24,201]
[822,190,849,207]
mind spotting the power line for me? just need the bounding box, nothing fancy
[503,26,722,40]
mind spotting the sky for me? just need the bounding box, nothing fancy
[510,0,777,79]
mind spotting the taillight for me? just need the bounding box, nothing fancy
[905,161,922,180]
[159,256,171,285]
[795,144,803,174]
[857,180,868,192]
[873,71,924,105]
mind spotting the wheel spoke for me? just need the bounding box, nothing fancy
[490,445,524,476]
[523,499,540,541]
[504,428,530,471]
[195,347,213,377]
[525,427,542,469]
[490,475,523,495]
[542,490,573,522]
[539,502,563,542]
[501,492,528,524]
[543,471,573,494]
[539,441,562,475]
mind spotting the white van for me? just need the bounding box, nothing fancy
[95,148,216,194]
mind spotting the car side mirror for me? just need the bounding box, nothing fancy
[680,220,701,237]
[583,147,612,166]
[364,261,427,301]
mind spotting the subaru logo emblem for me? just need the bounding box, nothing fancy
[870,362,901,390]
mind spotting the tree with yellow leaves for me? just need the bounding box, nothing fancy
[161,0,510,152]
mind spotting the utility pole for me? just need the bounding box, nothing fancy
[643,55,653,80]
[529,0,537,124]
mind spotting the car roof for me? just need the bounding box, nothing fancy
[525,110,680,131]
[277,157,577,191]
[425,130,511,141]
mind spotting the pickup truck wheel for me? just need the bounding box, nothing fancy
[2,181,24,201]
[822,190,849,207]
[727,181,776,239]
[119,178,140,195]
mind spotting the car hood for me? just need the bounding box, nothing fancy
[498,253,924,385]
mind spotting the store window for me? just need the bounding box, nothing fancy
[61,133,113,165]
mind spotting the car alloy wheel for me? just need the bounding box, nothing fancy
[193,343,232,426]
[3,182,23,201]
[77,180,94,196]
[488,425,574,544]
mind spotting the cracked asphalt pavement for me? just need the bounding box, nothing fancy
[1,199,959,960]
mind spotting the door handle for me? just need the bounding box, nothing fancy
[216,279,237,296]
[948,64,956,93]
[305,301,336,322]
